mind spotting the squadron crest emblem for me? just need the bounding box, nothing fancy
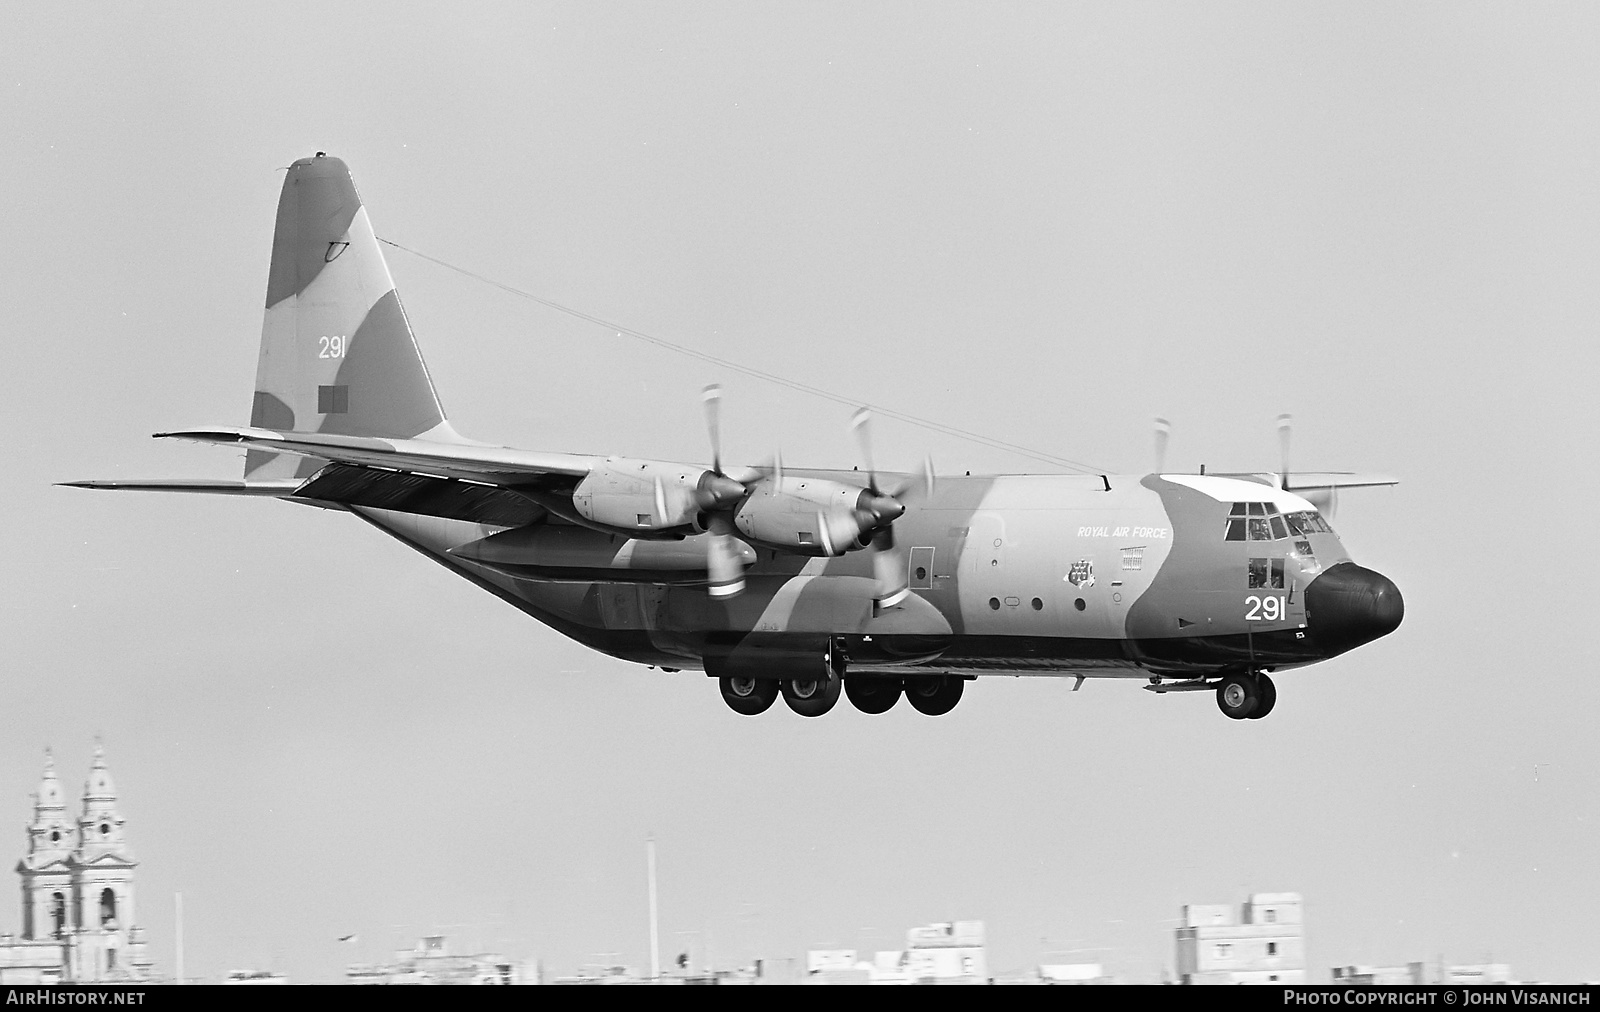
[1065,559,1095,589]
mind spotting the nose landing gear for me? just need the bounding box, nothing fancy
[1215,671,1277,719]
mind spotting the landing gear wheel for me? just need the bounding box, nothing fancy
[905,675,964,716]
[720,676,779,715]
[782,674,841,717]
[1216,673,1260,720]
[844,677,903,714]
[1247,672,1276,719]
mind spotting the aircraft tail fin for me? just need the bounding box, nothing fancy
[246,153,460,480]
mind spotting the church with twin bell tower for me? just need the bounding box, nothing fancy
[0,747,154,984]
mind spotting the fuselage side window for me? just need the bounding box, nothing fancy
[1249,557,1288,589]
[1248,557,1269,588]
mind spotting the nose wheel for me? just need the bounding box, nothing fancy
[1215,672,1276,719]
[1216,673,1258,719]
[1248,673,1276,719]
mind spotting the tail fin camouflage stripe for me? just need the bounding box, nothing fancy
[246,154,455,479]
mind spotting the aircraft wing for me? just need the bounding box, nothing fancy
[153,427,595,486]
[1287,472,1399,490]
[1215,471,1400,491]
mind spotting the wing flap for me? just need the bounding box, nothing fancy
[291,463,546,527]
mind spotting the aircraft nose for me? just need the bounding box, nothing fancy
[1305,562,1404,656]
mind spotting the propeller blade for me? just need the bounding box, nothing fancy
[850,407,878,491]
[1305,487,1339,522]
[815,511,837,557]
[1276,413,1293,490]
[887,455,937,501]
[1153,417,1171,474]
[653,476,668,526]
[870,526,909,612]
[702,384,724,475]
[705,514,745,598]
[773,448,783,489]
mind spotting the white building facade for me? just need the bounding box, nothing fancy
[0,749,154,984]
[1175,892,1305,985]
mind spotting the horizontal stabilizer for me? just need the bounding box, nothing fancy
[59,479,302,496]
[155,427,594,486]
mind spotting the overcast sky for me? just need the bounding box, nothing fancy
[2,1,1596,983]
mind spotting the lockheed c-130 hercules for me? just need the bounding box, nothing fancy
[68,154,1404,721]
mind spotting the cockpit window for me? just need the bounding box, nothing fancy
[1285,510,1333,536]
[1226,502,1290,542]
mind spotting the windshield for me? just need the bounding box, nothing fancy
[1225,502,1335,542]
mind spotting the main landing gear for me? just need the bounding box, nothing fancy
[781,673,842,717]
[717,674,965,717]
[904,675,964,716]
[1215,671,1277,720]
[719,676,780,715]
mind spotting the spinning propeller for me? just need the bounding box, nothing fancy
[1152,413,1340,520]
[696,384,753,598]
[1275,413,1338,519]
[1153,416,1171,474]
[685,385,935,610]
[850,407,935,613]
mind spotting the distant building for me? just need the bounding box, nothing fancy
[0,748,155,984]
[1039,963,1110,985]
[1175,892,1305,985]
[1332,962,1514,986]
[805,920,988,985]
[1332,964,1426,986]
[347,934,536,985]
[1444,964,1514,986]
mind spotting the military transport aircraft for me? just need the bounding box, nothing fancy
[67,154,1403,721]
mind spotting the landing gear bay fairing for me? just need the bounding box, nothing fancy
[69,155,1403,720]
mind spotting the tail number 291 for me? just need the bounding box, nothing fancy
[318,335,347,359]
[1245,595,1285,622]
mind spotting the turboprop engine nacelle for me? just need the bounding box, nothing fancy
[733,476,903,556]
[571,458,743,534]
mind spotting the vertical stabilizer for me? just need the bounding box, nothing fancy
[246,154,457,479]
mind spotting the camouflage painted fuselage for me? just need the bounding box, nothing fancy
[354,467,1400,683]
